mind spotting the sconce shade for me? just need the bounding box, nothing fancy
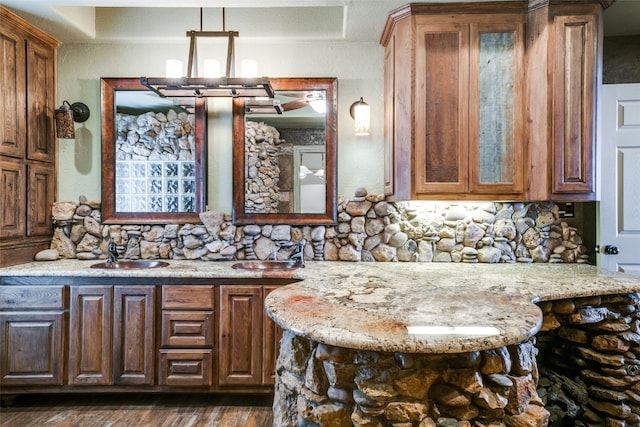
[350,97,370,136]
[54,101,90,139]
[54,105,75,139]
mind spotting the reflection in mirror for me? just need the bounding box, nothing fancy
[233,78,337,225]
[101,78,206,224]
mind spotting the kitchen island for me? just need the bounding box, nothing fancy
[2,261,640,426]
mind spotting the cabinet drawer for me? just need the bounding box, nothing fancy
[0,286,67,310]
[162,285,215,310]
[161,311,214,347]
[158,349,212,386]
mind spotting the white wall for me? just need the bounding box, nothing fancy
[56,38,385,213]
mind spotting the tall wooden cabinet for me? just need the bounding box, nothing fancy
[0,6,59,267]
[381,0,607,202]
[527,1,604,200]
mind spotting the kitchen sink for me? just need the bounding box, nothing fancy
[231,260,303,271]
[90,260,170,269]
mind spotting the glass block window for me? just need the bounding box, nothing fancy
[115,159,198,212]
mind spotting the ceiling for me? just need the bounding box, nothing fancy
[2,0,639,44]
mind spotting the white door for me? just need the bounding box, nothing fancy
[599,84,640,275]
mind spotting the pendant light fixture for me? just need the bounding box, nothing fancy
[141,8,274,99]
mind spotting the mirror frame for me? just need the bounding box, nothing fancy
[232,77,338,225]
[100,77,207,224]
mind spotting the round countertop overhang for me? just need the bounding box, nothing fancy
[3,260,640,354]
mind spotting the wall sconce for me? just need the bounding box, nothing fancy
[350,97,370,136]
[54,100,90,139]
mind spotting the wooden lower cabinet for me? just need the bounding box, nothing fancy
[0,285,67,386]
[0,312,65,385]
[219,285,282,387]
[113,286,155,385]
[69,285,155,386]
[159,285,215,387]
[0,280,283,395]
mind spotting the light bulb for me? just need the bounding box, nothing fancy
[165,59,183,78]
[203,59,221,78]
[241,59,258,78]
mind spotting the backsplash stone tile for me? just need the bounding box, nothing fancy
[38,190,590,264]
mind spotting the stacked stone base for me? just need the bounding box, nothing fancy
[273,332,547,427]
[537,293,640,427]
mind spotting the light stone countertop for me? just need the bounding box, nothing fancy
[2,260,640,353]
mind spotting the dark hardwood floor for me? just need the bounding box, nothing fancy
[0,393,273,427]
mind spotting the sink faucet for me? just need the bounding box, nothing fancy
[106,238,119,265]
[289,239,306,266]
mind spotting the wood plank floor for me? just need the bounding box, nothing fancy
[0,393,273,427]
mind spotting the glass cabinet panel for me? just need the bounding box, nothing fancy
[477,32,515,184]
[470,23,524,194]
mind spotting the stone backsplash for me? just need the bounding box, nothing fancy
[38,189,590,264]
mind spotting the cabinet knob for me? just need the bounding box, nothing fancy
[603,245,619,255]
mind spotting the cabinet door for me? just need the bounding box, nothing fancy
[0,158,26,239]
[113,286,155,385]
[262,286,283,385]
[219,286,262,386]
[26,39,55,162]
[0,30,26,158]
[469,22,524,195]
[0,312,64,385]
[552,13,597,194]
[27,162,55,236]
[69,286,113,385]
[414,22,469,195]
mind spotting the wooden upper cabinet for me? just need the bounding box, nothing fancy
[381,3,526,201]
[551,11,599,196]
[0,30,27,159]
[526,1,603,201]
[26,39,56,162]
[382,1,606,202]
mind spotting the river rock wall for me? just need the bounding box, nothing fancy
[39,189,589,264]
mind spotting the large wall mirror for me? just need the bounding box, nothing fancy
[101,78,206,224]
[232,78,337,225]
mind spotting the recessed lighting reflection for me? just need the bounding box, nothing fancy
[407,326,501,336]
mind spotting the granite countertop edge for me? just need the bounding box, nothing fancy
[2,260,640,354]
